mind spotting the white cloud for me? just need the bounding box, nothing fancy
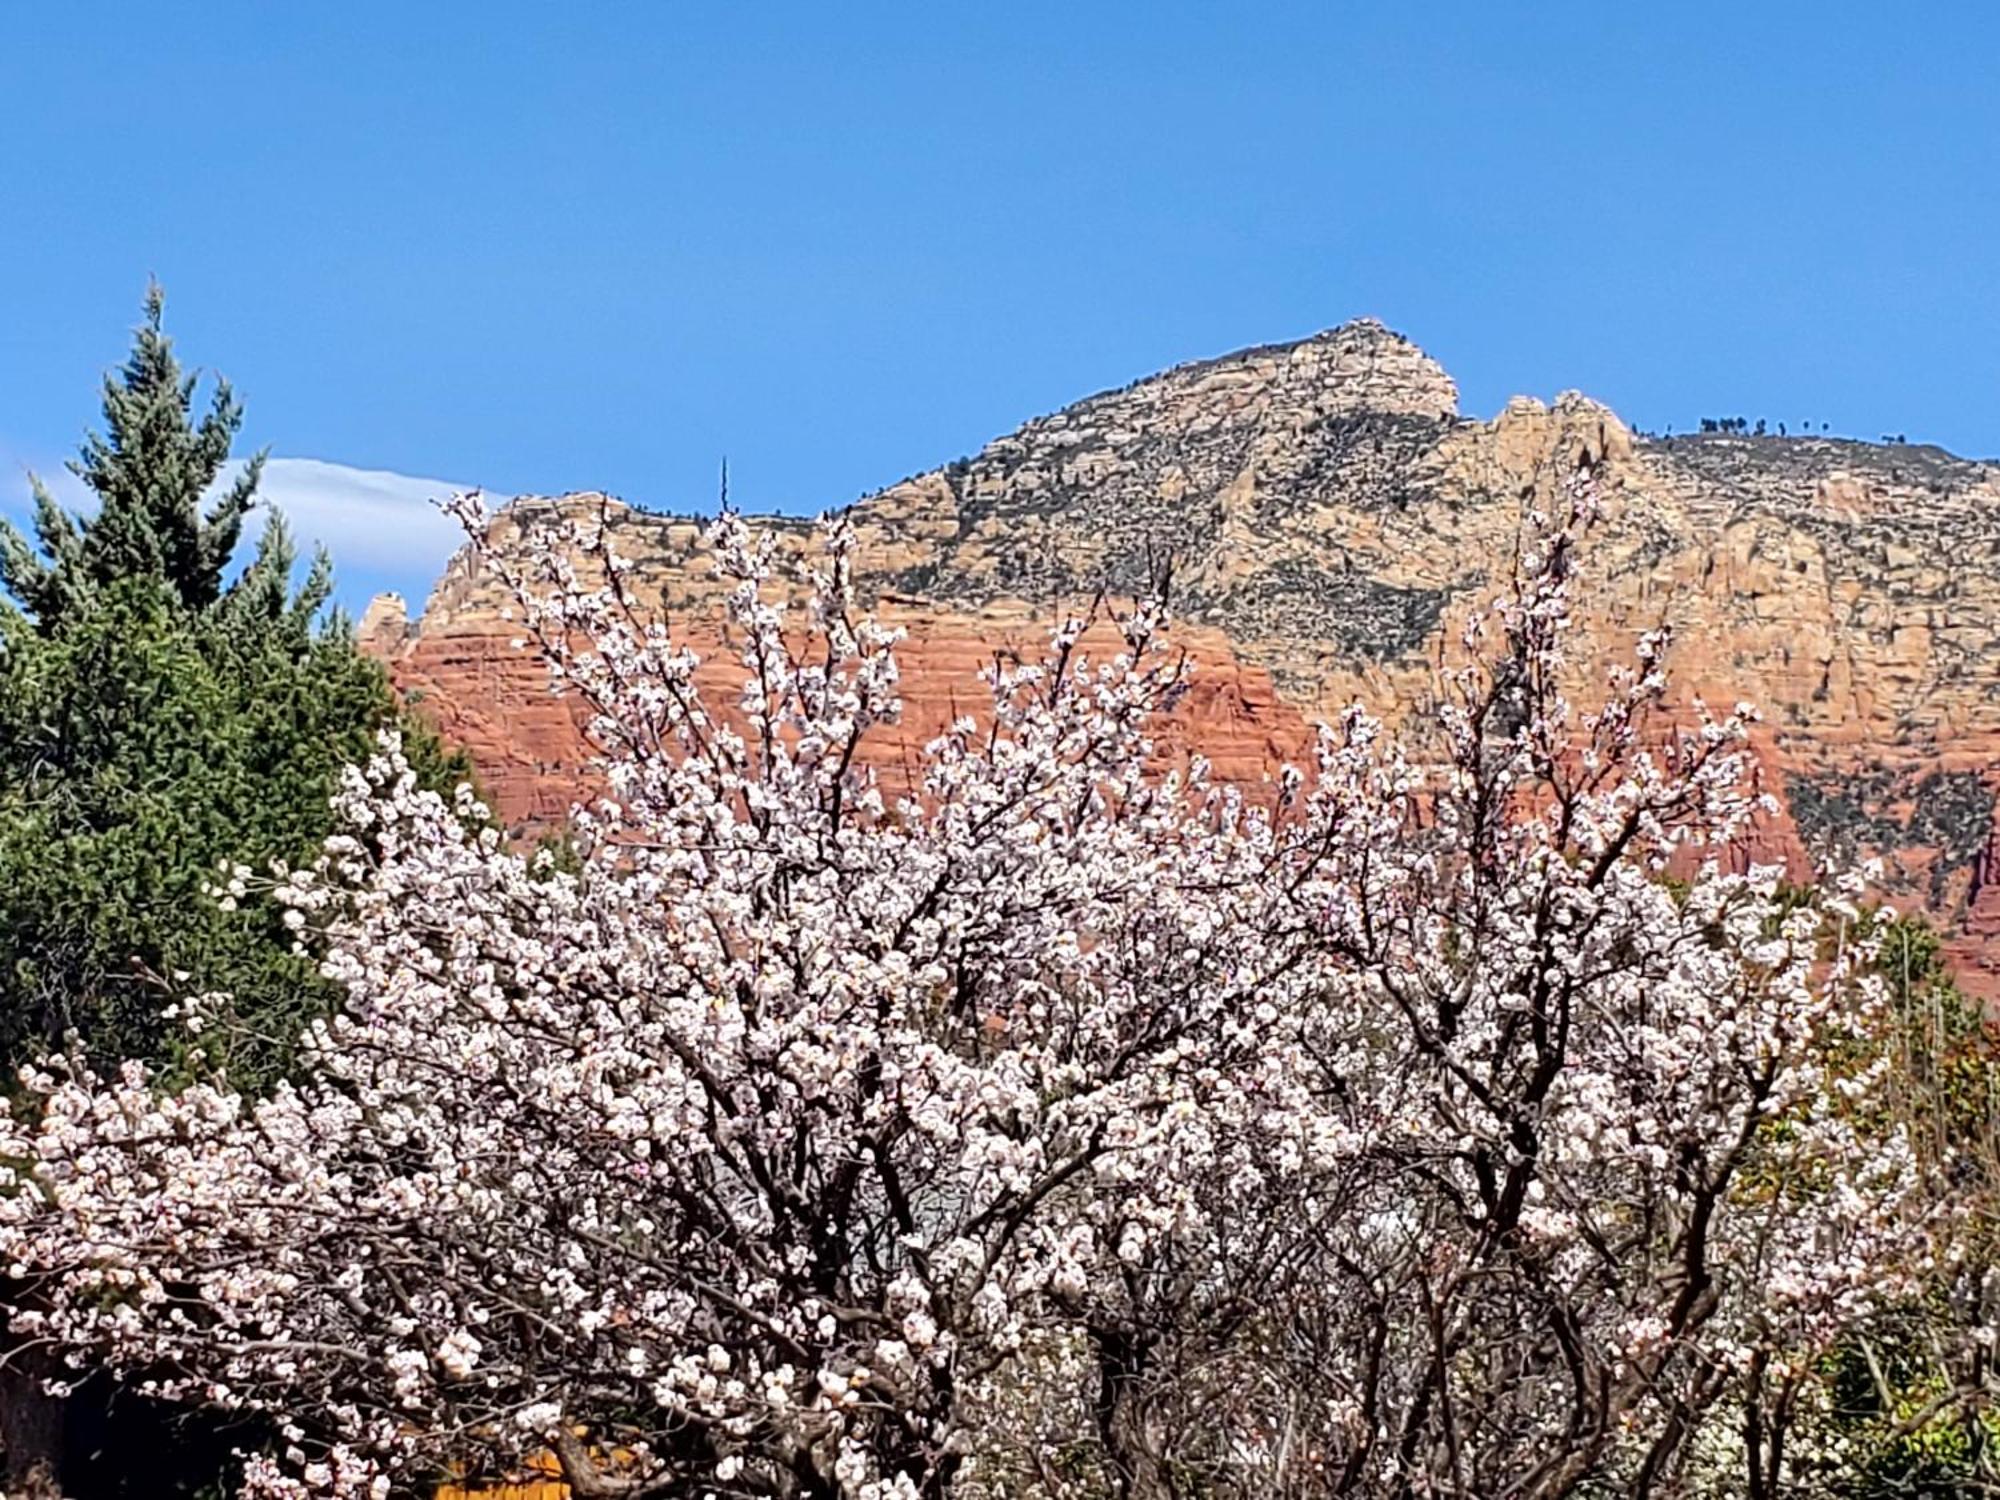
[0,444,91,513]
[1,446,498,614]
[247,457,475,576]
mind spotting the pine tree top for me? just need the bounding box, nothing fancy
[1,283,268,630]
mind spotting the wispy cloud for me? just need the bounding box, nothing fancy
[0,442,91,514]
[0,448,493,614]
[249,457,473,576]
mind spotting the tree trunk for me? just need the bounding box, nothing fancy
[0,1344,66,1499]
[1092,1327,1170,1500]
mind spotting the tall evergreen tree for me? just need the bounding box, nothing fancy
[0,287,472,1496]
[0,286,469,1090]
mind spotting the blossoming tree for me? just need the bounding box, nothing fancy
[0,483,1937,1498]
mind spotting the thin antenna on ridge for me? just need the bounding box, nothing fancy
[719,457,730,512]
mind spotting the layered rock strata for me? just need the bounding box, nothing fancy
[366,320,2000,989]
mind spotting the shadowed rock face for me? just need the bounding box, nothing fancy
[366,318,2000,993]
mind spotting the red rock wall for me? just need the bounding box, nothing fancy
[386,606,1315,830]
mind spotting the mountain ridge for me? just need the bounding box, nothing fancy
[363,319,2000,991]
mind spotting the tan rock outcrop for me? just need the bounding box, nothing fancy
[356,592,411,657]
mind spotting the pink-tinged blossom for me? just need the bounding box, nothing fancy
[0,481,1941,1499]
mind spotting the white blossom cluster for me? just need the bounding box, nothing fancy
[0,486,1941,1498]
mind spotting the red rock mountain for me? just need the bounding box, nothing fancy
[362,320,2000,990]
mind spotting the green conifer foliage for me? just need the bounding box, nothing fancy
[0,283,259,628]
[0,288,470,1091]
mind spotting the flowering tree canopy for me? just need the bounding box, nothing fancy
[0,483,1940,1499]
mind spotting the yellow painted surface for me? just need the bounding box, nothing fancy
[434,1452,567,1499]
[435,1482,568,1500]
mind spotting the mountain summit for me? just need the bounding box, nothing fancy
[368,322,2000,990]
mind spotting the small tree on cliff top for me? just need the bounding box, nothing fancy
[0,482,1949,1499]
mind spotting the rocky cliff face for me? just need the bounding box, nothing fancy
[368,319,2000,990]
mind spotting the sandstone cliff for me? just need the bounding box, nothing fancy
[368,319,2000,990]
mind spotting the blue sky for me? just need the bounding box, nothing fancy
[3,3,1997,611]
